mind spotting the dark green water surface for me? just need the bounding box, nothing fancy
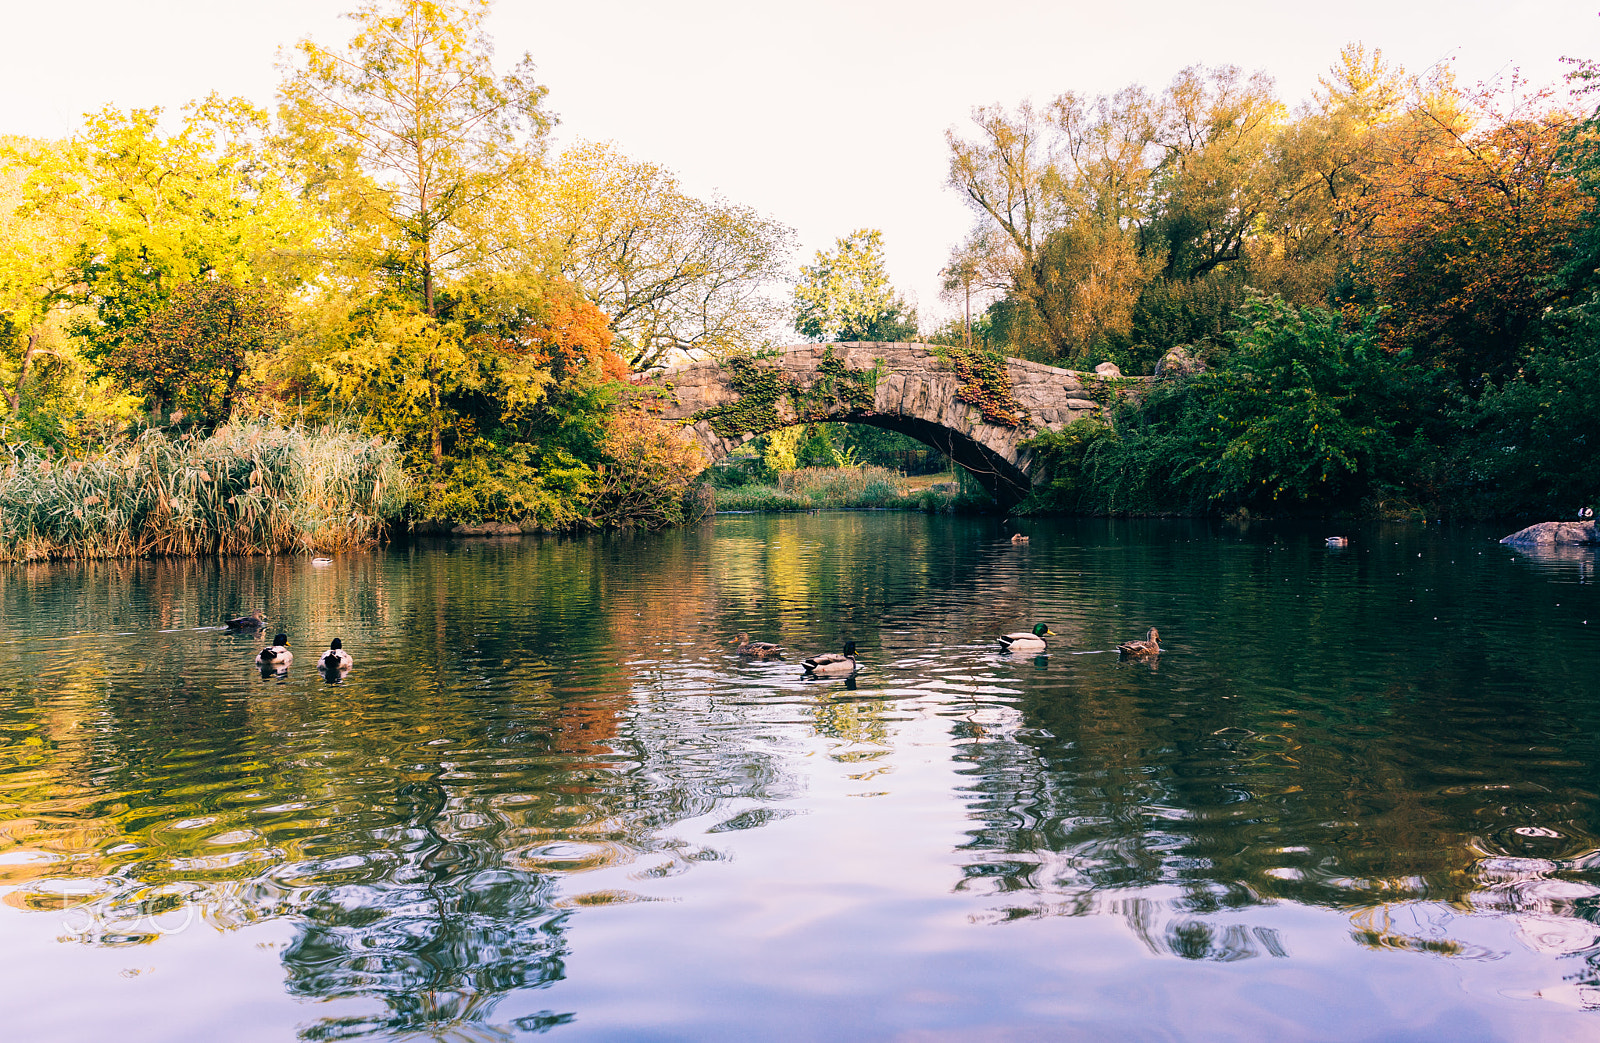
[3,513,1599,1041]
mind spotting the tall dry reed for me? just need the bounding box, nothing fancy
[0,424,408,562]
[778,466,903,507]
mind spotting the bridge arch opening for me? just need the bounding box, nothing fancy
[703,417,1029,507]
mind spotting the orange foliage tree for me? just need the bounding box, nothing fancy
[1349,77,1587,384]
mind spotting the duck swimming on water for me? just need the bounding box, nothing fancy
[732,633,785,659]
[1118,627,1161,658]
[801,641,857,677]
[225,609,268,631]
[998,623,1053,653]
[318,638,352,673]
[256,633,293,668]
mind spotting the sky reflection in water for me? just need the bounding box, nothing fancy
[1,513,1598,1041]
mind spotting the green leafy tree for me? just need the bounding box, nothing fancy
[794,229,918,342]
[22,100,317,385]
[1203,297,1397,505]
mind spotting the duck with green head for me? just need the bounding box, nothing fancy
[998,623,1053,653]
[318,638,352,673]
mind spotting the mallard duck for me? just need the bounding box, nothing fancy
[801,640,857,677]
[1325,536,1349,547]
[1118,627,1161,658]
[312,556,334,567]
[998,623,1053,653]
[256,633,293,667]
[1011,533,1029,544]
[225,609,268,631]
[732,632,785,659]
[318,638,352,673]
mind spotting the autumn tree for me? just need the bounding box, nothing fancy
[947,101,1075,351]
[106,280,290,427]
[0,137,80,424]
[518,141,794,370]
[793,229,918,342]
[1349,73,1587,384]
[947,67,1285,363]
[280,0,552,465]
[1245,45,1408,304]
[19,100,317,383]
[1142,65,1282,281]
[280,0,551,314]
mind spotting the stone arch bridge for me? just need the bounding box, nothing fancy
[635,342,1145,507]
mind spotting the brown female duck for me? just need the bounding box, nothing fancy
[225,609,268,631]
[1117,627,1161,658]
[733,633,785,659]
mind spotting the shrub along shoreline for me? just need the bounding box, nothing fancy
[0,424,408,563]
[0,414,717,562]
[709,465,995,514]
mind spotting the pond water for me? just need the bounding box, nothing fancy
[2,513,1598,1041]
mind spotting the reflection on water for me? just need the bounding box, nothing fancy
[2,515,1599,1039]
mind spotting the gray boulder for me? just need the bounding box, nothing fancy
[1094,362,1123,378]
[1499,521,1599,546]
[1155,346,1206,378]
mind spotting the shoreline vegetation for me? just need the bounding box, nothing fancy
[709,466,994,514]
[0,424,407,563]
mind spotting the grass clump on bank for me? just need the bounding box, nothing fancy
[710,465,995,513]
[0,424,408,562]
[783,466,902,506]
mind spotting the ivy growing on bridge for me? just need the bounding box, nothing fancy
[689,346,882,438]
[1083,374,1143,407]
[931,345,1027,428]
[799,348,882,419]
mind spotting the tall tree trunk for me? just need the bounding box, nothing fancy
[427,362,443,468]
[8,332,40,418]
[964,283,972,349]
[219,363,244,427]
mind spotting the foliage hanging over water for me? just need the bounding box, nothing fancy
[1023,297,1405,516]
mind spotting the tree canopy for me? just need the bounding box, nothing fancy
[793,229,918,343]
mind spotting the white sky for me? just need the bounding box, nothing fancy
[2,0,1595,328]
